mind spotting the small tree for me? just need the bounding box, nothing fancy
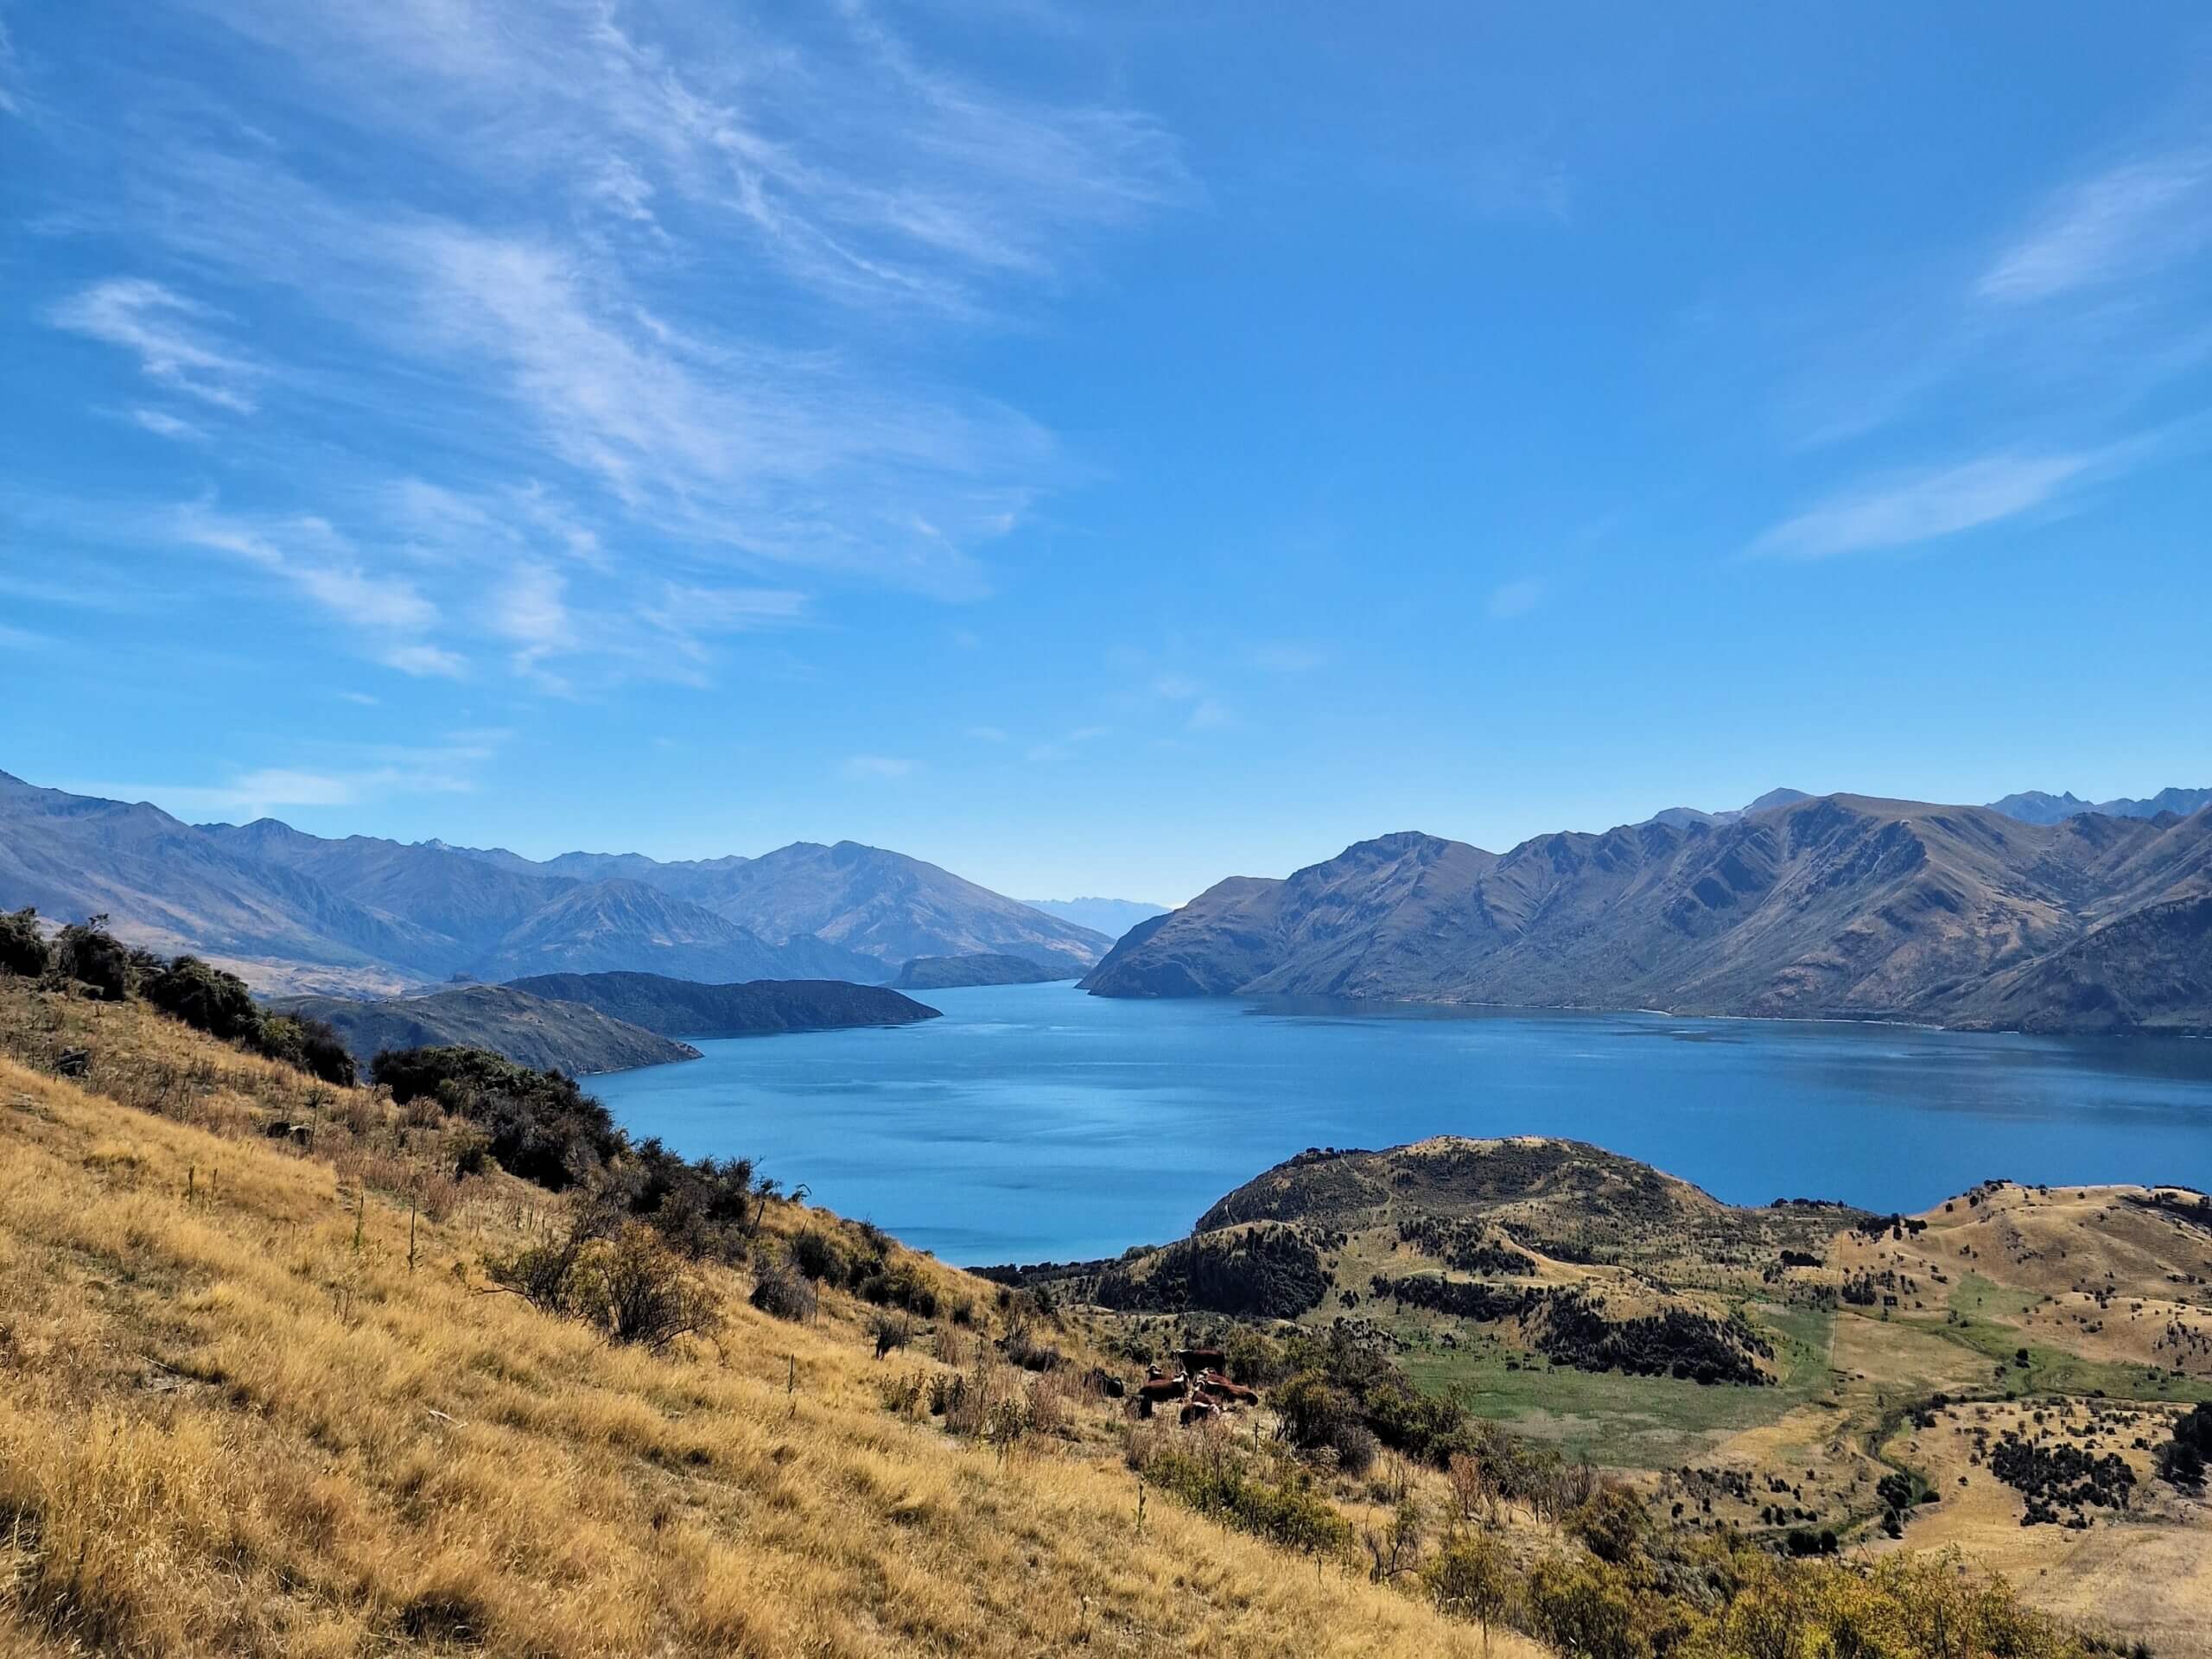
[573,1224,721,1353]
[0,908,48,977]
[1424,1528,1512,1653]
[144,955,261,1040]
[55,916,132,1001]
[789,1228,847,1287]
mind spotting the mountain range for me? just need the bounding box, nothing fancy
[1019,897,1169,937]
[1985,786,2212,825]
[1083,791,2212,1033]
[0,770,1108,995]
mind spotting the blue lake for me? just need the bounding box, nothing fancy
[592,983,2212,1268]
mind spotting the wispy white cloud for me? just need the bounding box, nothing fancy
[1185,696,1231,731]
[0,18,26,118]
[176,505,439,634]
[491,563,575,650]
[1978,149,2211,304]
[841,753,915,780]
[1750,453,2092,560]
[48,279,259,412]
[129,406,207,442]
[380,642,468,678]
[1486,577,1544,619]
[69,733,505,818]
[337,690,380,706]
[23,0,1188,694]
[965,724,1008,743]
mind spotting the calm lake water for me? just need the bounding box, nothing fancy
[593,983,2212,1267]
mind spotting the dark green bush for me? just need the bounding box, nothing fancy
[263,1013,357,1087]
[376,1046,624,1192]
[55,917,133,1001]
[143,955,260,1041]
[0,908,48,977]
[789,1228,848,1285]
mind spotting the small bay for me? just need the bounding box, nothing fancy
[592,982,2212,1267]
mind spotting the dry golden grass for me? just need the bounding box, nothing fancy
[1870,1398,2212,1657]
[0,985,1529,1658]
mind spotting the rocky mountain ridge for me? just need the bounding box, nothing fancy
[1082,792,2212,1033]
[0,769,1106,995]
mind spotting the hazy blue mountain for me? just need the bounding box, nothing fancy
[202,819,577,956]
[0,771,442,993]
[1019,897,1169,939]
[656,841,1113,969]
[1084,793,2212,1033]
[1987,787,2212,825]
[439,838,1109,968]
[3,772,996,992]
[468,879,884,985]
[505,970,938,1038]
[270,984,698,1074]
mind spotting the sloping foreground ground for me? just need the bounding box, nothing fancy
[0,988,1505,1658]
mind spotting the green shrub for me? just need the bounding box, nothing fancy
[789,1228,847,1286]
[1423,1529,1513,1630]
[1140,1446,1350,1556]
[1525,1554,1647,1659]
[0,908,48,977]
[569,1225,721,1351]
[143,955,260,1041]
[1274,1370,1360,1451]
[251,1012,357,1086]
[55,917,133,1001]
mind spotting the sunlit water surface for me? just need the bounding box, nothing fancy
[592,983,2212,1265]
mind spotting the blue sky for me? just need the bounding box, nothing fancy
[3,3,2209,905]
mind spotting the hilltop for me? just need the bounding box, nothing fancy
[1083,793,2212,1033]
[273,983,700,1075]
[505,970,940,1039]
[989,1135,2212,1654]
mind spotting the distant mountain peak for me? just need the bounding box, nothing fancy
[1742,787,1811,813]
[1987,786,2212,826]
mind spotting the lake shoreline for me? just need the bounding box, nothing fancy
[592,982,2212,1267]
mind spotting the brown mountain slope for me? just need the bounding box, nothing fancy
[0,982,1512,1659]
[671,840,1112,970]
[1084,795,2212,1032]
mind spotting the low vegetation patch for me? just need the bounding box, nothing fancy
[1096,1224,1332,1319]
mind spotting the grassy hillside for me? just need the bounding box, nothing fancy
[0,979,2145,1659]
[0,981,1513,1658]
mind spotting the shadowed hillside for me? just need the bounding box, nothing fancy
[505,970,940,1038]
[271,984,701,1074]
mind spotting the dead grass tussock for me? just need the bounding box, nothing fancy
[0,984,1512,1657]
